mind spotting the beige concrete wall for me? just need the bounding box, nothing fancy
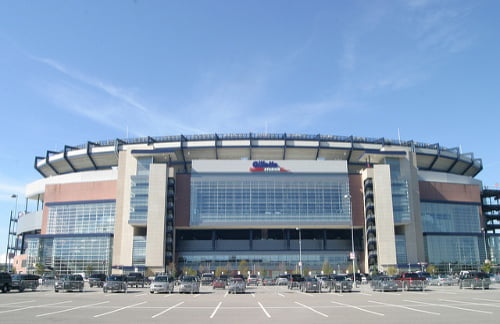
[404,152,425,263]
[146,164,167,271]
[112,150,136,272]
[373,164,397,269]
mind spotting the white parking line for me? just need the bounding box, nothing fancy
[37,301,109,317]
[210,301,222,319]
[407,299,493,314]
[440,298,500,308]
[135,293,147,297]
[369,300,440,315]
[331,301,384,316]
[0,300,35,306]
[294,301,328,318]
[474,297,499,303]
[151,301,184,318]
[0,301,71,314]
[93,301,146,318]
[277,292,285,297]
[258,302,271,318]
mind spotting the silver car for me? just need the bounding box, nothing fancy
[371,276,399,292]
[178,276,200,294]
[228,278,246,294]
[150,275,175,294]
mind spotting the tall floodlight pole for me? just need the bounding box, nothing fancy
[6,194,19,272]
[344,194,356,285]
[296,227,302,275]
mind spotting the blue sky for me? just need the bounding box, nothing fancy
[1,0,500,261]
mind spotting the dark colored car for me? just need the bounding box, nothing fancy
[88,273,107,288]
[300,277,320,293]
[11,274,40,292]
[126,272,146,288]
[459,271,490,289]
[329,275,353,292]
[54,274,84,292]
[0,272,12,293]
[103,274,128,293]
[287,274,305,289]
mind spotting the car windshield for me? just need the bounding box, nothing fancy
[154,276,171,282]
[107,275,124,281]
[182,276,197,282]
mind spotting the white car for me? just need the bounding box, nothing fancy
[150,275,175,294]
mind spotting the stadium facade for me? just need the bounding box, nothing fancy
[10,133,500,276]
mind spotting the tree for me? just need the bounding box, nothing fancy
[426,265,437,275]
[321,260,333,275]
[85,265,94,277]
[35,263,45,275]
[481,260,492,274]
[182,266,197,276]
[166,262,177,277]
[386,266,398,276]
[238,260,249,276]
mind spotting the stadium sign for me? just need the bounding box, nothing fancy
[250,160,289,172]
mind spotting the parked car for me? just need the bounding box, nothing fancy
[371,276,399,292]
[40,274,56,286]
[88,273,107,288]
[458,271,490,289]
[315,275,329,288]
[394,272,427,291]
[127,272,146,288]
[300,277,320,293]
[275,274,288,286]
[54,274,84,292]
[247,274,259,286]
[201,273,215,286]
[429,275,454,286]
[0,272,12,293]
[150,275,175,294]
[329,275,353,292]
[11,274,40,292]
[178,276,200,294]
[262,277,275,286]
[103,274,128,293]
[212,278,226,290]
[287,274,305,289]
[228,278,246,294]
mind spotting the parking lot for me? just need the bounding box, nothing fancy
[1,283,500,324]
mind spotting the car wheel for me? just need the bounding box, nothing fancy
[54,289,59,292]
[19,287,25,293]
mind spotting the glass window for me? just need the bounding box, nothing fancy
[190,173,350,226]
[421,202,480,233]
[46,202,115,234]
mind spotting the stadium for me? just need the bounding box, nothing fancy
[8,133,500,277]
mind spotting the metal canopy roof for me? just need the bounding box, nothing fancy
[34,133,483,178]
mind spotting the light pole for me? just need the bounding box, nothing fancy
[5,194,19,272]
[296,227,302,275]
[344,194,356,285]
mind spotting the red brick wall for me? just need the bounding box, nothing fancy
[41,180,117,234]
